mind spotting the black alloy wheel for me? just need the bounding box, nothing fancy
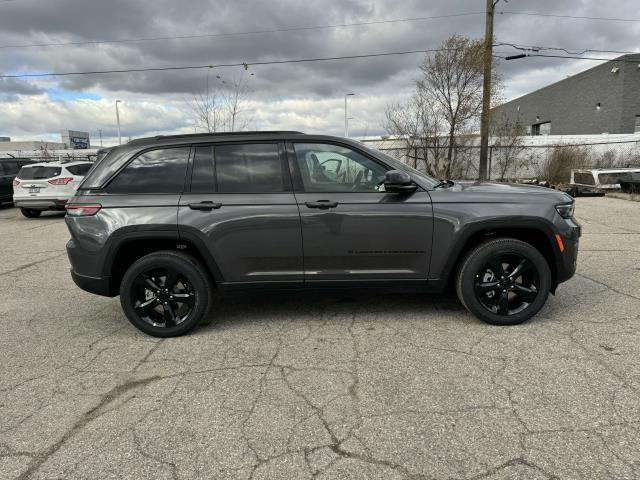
[131,267,195,328]
[474,254,539,316]
[120,251,213,337]
[456,238,551,326]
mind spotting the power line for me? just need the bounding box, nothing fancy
[0,12,483,50]
[510,53,640,63]
[495,42,639,56]
[0,48,445,78]
[498,11,640,22]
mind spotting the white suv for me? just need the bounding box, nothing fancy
[13,161,93,218]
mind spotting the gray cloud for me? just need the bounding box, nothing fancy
[0,0,639,140]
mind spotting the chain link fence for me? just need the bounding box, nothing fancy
[368,138,640,183]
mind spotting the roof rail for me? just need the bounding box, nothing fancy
[128,131,305,144]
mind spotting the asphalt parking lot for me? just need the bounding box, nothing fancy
[1,197,639,480]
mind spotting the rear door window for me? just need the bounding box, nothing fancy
[213,143,286,193]
[190,146,215,193]
[106,147,190,194]
[17,166,61,180]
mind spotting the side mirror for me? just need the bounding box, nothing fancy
[384,170,417,194]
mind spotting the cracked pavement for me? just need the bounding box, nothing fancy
[0,196,639,479]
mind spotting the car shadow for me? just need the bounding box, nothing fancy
[198,289,467,331]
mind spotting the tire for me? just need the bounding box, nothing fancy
[455,238,551,326]
[120,250,213,337]
[20,208,42,218]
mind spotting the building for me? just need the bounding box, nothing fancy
[492,54,640,135]
[61,130,91,149]
[0,129,92,154]
[0,140,67,152]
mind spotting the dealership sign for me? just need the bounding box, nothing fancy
[70,136,89,149]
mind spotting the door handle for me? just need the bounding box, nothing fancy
[305,200,338,209]
[188,201,222,211]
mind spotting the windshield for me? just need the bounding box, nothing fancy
[362,145,438,185]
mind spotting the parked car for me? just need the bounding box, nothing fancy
[65,132,581,337]
[0,158,37,206]
[13,160,93,217]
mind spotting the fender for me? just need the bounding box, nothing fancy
[177,225,225,283]
[101,225,225,293]
[430,215,562,289]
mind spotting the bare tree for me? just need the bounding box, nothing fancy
[223,73,253,132]
[384,90,449,177]
[190,71,253,133]
[419,35,496,176]
[384,34,502,179]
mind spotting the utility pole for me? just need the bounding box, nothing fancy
[98,129,103,147]
[344,93,355,137]
[115,100,122,145]
[478,0,499,181]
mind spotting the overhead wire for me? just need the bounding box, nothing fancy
[0,48,447,78]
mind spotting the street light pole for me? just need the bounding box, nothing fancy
[115,100,122,145]
[344,93,355,137]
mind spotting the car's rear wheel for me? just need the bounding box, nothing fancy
[456,238,551,326]
[120,251,213,337]
[20,208,42,218]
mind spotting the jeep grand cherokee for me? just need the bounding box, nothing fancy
[65,132,580,337]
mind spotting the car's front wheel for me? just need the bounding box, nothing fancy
[20,208,42,218]
[120,251,213,337]
[456,238,551,326]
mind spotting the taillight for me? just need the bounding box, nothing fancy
[65,204,102,216]
[48,177,73,185]
[12,179,20,187]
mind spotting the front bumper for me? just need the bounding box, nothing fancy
[555,217,581,285]
[13,198,68,210]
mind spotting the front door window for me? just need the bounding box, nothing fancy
[292,143,387,192]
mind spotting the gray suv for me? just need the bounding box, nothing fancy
[65,132,581,337]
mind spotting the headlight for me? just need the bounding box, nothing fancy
[555,202,575,218]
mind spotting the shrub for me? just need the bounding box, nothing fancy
[537,146,588,184]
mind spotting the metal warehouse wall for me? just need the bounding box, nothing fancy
[492,55,640,135]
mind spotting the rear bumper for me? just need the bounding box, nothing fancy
[13,198,68,210]
[67,237,115,297]
[70,269,113,297]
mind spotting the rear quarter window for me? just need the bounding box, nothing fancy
[66,163,92,176]
[105,147,190,194]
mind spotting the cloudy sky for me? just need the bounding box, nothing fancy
[0,0,639,145]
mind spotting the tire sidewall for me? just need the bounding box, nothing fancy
[459,240,551,326]
[120,252,210,337]
[21,208,42,218]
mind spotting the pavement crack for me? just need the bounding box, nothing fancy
[0,252,68,277]
[465,456,560,479]
[576,272,640,302]
[15,375,163,479]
